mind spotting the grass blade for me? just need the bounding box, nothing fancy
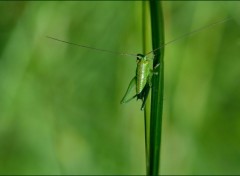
[148,0,165,175]
[142,1,149,173]
[142,1,153,174]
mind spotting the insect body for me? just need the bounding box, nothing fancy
[47,17,230,110]
[120,54,159,110]
[136,54,151,94]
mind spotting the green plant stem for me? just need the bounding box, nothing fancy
[142,1,149,174]
[148,0,165,175]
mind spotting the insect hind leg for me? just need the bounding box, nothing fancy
[120,76,137,104]
[121,94,138,104]
[137,84,151,110]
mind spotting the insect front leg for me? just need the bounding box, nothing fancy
[153,63,160,70]
[150,63,160,76]
[121,76,137,104]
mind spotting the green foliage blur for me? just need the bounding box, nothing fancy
[0,1,239,175]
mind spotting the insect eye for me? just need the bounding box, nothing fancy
[136,54,144,60]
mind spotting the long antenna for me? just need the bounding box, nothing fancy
[47,17,231,58]
[146,17,231,56]
[46,36,137,57]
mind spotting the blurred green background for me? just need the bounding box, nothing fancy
[0,1,239,175]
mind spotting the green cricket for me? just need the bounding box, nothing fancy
[47,17,230,110]
[119,53,159,110]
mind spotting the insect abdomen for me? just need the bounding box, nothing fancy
[136,60,150,94]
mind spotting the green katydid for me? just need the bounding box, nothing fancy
[47,17,230,110]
